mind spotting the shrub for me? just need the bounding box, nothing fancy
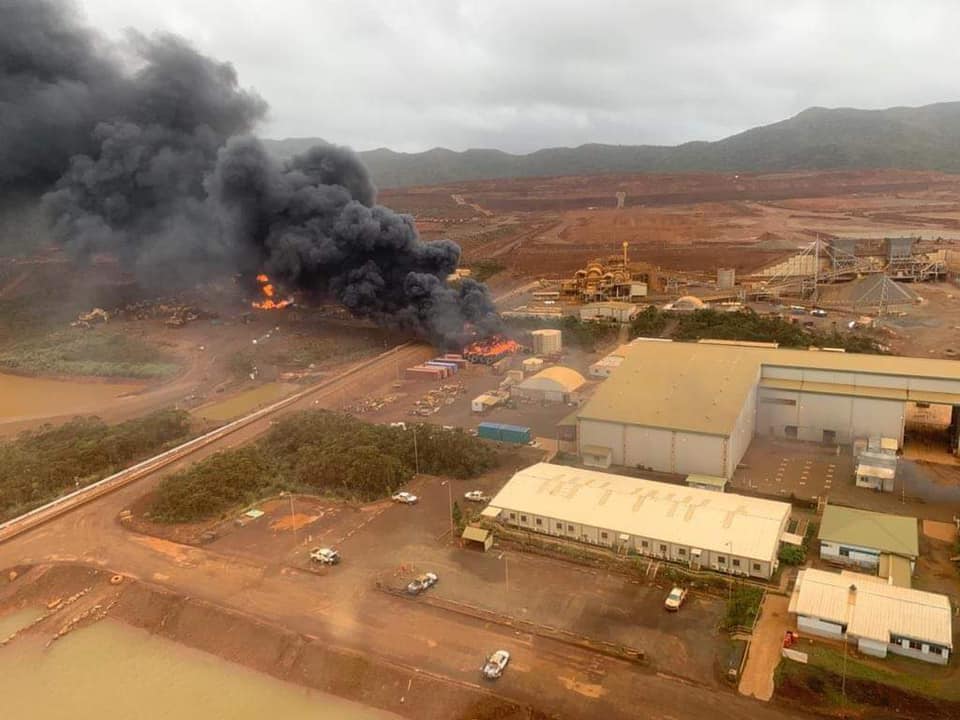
[149,411,497,522]
[0,409,192,521]
[723,584,764,630]
[779,545,806,565]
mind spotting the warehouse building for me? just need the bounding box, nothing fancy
[789,568,952,664]
[485,463,792,579]
[511,366,585,403]
[577,339,960,478]
[818,504,919,574]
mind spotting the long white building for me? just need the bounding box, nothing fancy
[577,339,960,478]
[485,463,792,579]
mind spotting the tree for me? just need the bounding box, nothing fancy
[452,500,464,532]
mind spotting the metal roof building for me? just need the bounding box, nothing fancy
[789,568,952,664]
[511,366,586,403]
[486,463,791,579]
[818,504,919,572]
[577,339,960,478]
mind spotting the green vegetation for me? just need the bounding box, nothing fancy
[0,329,180,378]
[0,409,192,521]
[470,259,506,282]
[722,584,764,630]
[629,306,668,338]
[778,545,806,565]
[627,307,886,354]
[504,316,618,352]
[149,411,496,523]
[776,644,960,704]
[265,103,960,187]
[452,500,464,533]
[270,335,382,369]
[229,351,256,378]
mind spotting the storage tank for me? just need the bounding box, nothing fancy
[522,357,544,374]
[717,268,735,289]
[531,329,562,354]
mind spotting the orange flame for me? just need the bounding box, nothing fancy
[463,335,520,363]
[252,274,293,310]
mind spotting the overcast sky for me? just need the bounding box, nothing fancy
[78,0,960,154]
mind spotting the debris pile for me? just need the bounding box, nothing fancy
[70,307,109,329]
[410,383,465,416]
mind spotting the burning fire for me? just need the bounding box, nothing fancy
[463,335,520,364]
[252,273,293,310]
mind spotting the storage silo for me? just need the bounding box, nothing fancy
[531,329,562,355]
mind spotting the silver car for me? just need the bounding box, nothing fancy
[406,572,438,595]
[482,649,510,680]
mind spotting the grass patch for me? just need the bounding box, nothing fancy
[806,645,960,701]
[0,329,180,378]
[0,409,192,521]
[470,259,506,282]
[192,383,299,423]
[270,335,381,369]
[777,644,960,711]
[722,583,764,630]
[149,411,497,523]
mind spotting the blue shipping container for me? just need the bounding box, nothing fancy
[477,422,531,444]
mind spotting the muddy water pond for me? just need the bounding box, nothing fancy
[0,619,400,719]
[0,372,144,421]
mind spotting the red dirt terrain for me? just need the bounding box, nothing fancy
[380,169,960,278]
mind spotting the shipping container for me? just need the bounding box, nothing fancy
[477,422,532,444]
[426,360,459,373]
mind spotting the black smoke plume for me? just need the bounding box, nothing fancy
[1,0,500,348]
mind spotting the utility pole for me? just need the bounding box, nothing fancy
[412,426,420,475]
[447,480,454,542]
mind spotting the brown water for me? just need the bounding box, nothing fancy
[0,372,144,420]
[0,607,44,638]
[0,619,400,720]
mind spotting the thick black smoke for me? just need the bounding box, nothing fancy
[1,0,500,347]
[209,137,501,346]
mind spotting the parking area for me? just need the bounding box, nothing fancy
[731,437,960,521]
[193,444,728,686]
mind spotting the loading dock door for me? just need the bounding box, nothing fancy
[690,548,702,569]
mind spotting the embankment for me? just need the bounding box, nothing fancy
[0,564,548,720]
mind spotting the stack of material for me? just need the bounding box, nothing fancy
[819,274,918,312]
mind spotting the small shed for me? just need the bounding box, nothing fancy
[522,357,544,374]
[686,474,728,492]
[582,444,612,469]
[462,525,493,551]
[856,463,895,493]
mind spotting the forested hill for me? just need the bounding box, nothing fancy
[263,102,960,188]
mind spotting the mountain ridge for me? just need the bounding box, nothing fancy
[263,102,960,188]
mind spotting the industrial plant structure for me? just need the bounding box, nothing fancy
[484,463,792,579]
[576,339,960,478]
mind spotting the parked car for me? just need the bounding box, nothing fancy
[810,308,828,317]
[464,490,491,503]
[309,547,340,565]
[391,491,419,505]
[406,572,439,595]
[481,649,510,679]
[664,586,688,611]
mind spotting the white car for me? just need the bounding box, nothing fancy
[391,491,419,505]
[664,586,688,611]
[482,649,510,680]
[406,572,439,595]
[309,547,340,565]
[464,490,491,503]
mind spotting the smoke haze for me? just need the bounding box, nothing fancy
[0,0,499,347]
